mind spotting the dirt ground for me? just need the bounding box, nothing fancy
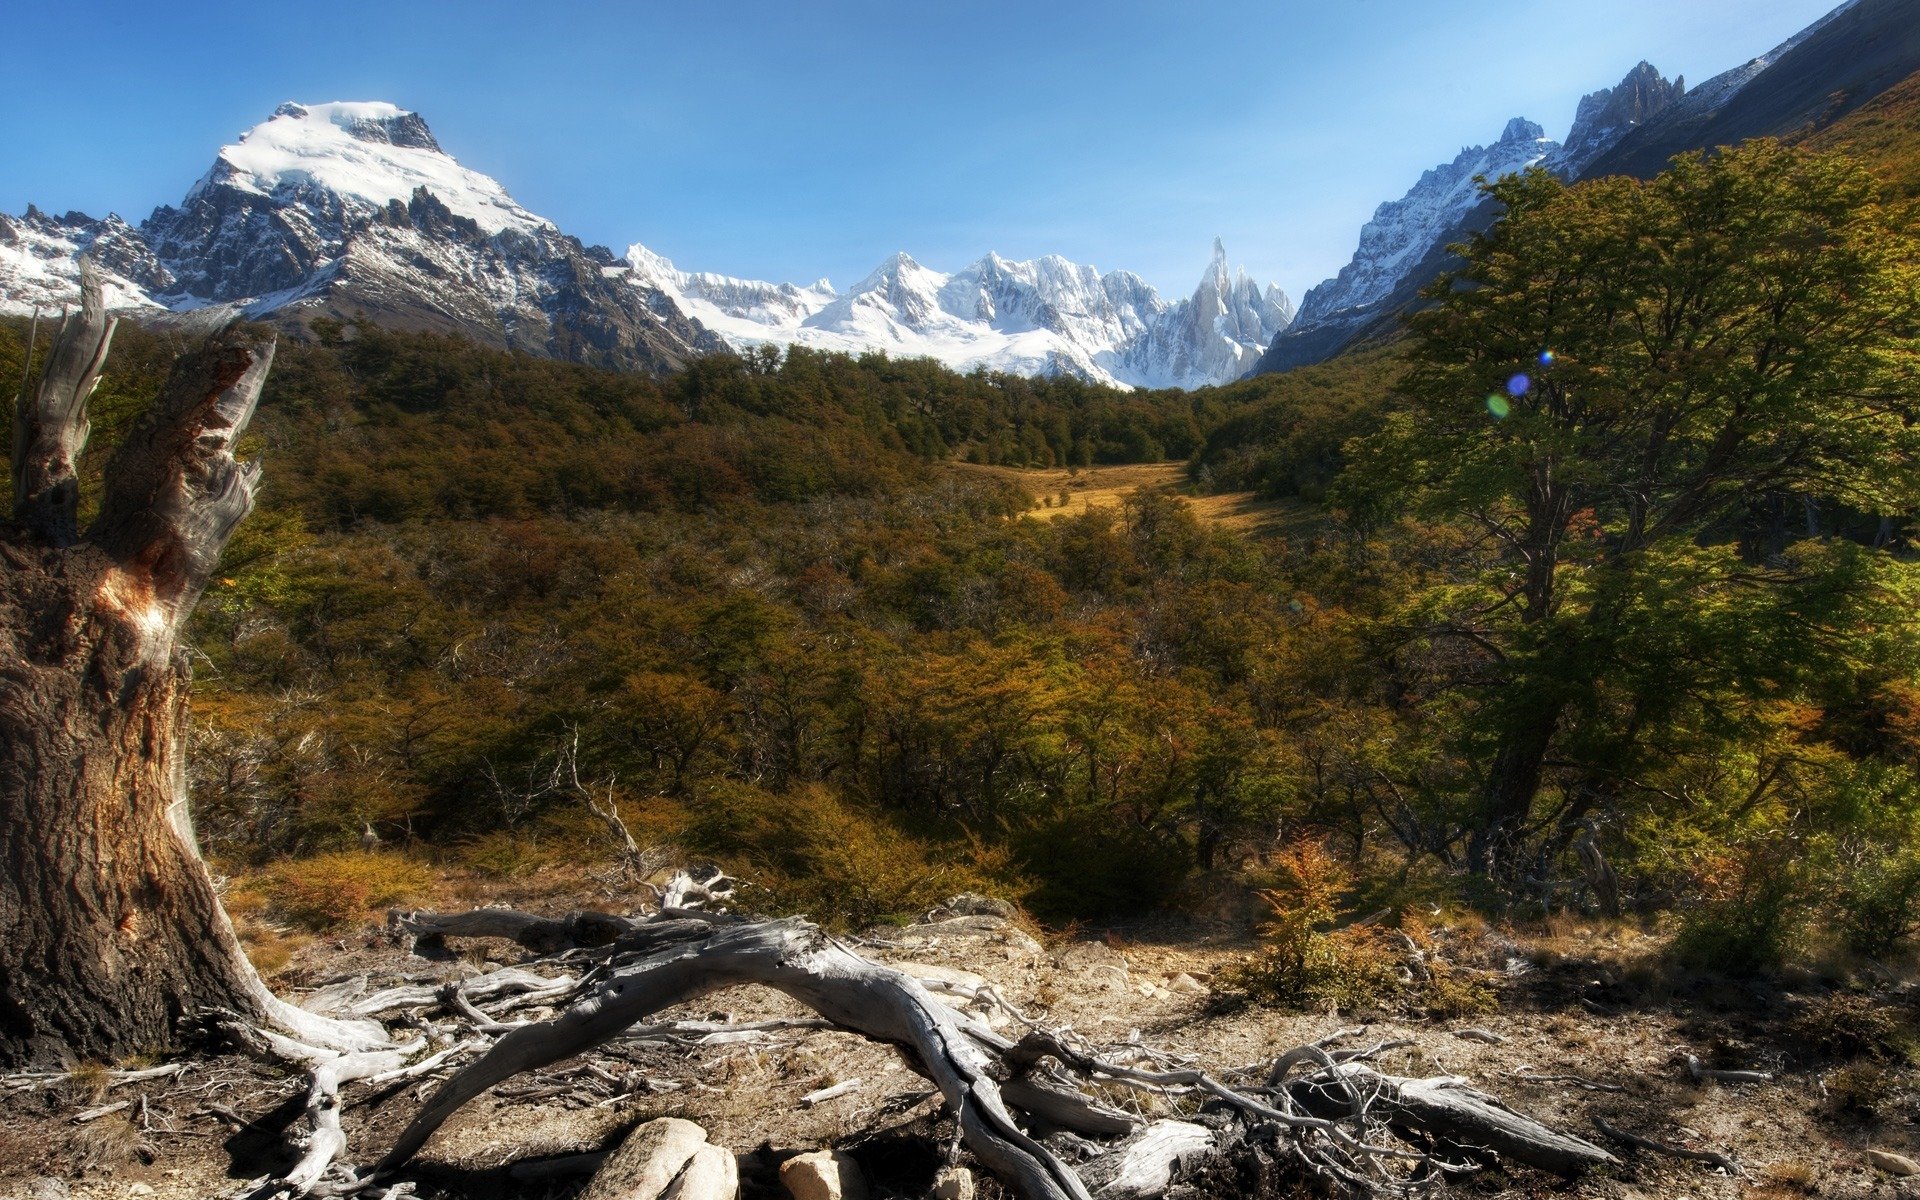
[4,874,1917,1200]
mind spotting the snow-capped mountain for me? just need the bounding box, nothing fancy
[1290,119,1557,331]
[628,238,1292,390]
[1256,61,1688,374]
[0,207,173,314]
[1255,0,1909,376]
[4,99,1279,389]
[2,102,716,374]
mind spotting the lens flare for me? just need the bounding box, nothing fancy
[1486,394,1510,419]
[1538,350,1556,367]
[1507,373,1531,397]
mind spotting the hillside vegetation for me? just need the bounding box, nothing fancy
[1,140,1916,985]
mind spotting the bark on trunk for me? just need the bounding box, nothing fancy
[1467,700,1564,879]
[0,541,262,1066]
[0,270,277,1067]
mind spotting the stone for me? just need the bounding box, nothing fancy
[582,1117,709,1200]
[1868,1149,1920,1176]
[779,1149,869,1200]
[26,1180,69,1200]
[932,1167,975,1199]
[1168,973,1206,994]
[937,893,1016,920]
[663,1143,739,1199]
[127,1188,155,1198]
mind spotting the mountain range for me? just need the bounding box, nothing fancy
[629,238,1293,390]
[3,0,1915,388]
[0,102,1290,390]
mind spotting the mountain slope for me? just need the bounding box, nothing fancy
[1289,119,1557,333]
[0,207,172,315]
[1579,0,1916,179]
[629,238,1292,390]
[140,102,717,372]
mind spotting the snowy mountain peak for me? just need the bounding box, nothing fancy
[269,101,442,152]
[1554,62,1686,174]
[185,100,548,240]
[0,101,725,371]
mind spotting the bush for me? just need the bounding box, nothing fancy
[1785,993,1916,1062]
[1835,847,1920,958]
[686,782,1013,928]
[1014,819,1192,921]
[1671,844,1811,974]
[261,851,435,931]
[1221,841,1401,1011]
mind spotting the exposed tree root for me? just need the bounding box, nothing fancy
[218,875,1616,1199]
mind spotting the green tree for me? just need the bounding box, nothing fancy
[1346,141,1920,880]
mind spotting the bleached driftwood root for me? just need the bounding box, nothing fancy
[223,874,1615,1199]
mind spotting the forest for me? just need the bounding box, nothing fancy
[4,134,1920,1199]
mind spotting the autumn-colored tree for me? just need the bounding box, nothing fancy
[1347,141,1920,880]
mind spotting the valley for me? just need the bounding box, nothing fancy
[4,1,1920,1198]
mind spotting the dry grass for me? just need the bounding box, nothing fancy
[954,461,1323,536]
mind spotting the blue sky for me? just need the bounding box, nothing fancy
[2,0,1845,301]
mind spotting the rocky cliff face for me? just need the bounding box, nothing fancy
[1550,61,1688,175]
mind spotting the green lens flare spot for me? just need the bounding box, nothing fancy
[1486,394,1510,419]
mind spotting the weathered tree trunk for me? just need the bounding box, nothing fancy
[0,271,279,1067]
[1467,701,1563,879]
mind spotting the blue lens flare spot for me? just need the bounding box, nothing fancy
[1507,373,1531,397]
[1538,350,1556,367]
[1486,394,1510,419]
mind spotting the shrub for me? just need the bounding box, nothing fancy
[1834,847,1920,958]
[1826,1060,1905,1122]
[686,782,1012,928]
[262,850,435,931]
[1222,840,1400,1011]
[1670,844,1811,974]
[1014,819,1192,921]
[1785,993,1916,1063]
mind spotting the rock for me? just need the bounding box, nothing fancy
[1168,973,1206,994]
[127,1188,155,1198]
[932,1167,975,1199]
[1868,1149,1920,1176]
[663,1143,739,1199]
[582,1117,709,1200]
[936,893,1016,920]
[26,1179,69,1200]
[779,1149,869,1200]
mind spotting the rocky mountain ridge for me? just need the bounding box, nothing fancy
[631,236,1292,390]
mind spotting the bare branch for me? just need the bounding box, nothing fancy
[88,326,274,640]
[12,266,117,543]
